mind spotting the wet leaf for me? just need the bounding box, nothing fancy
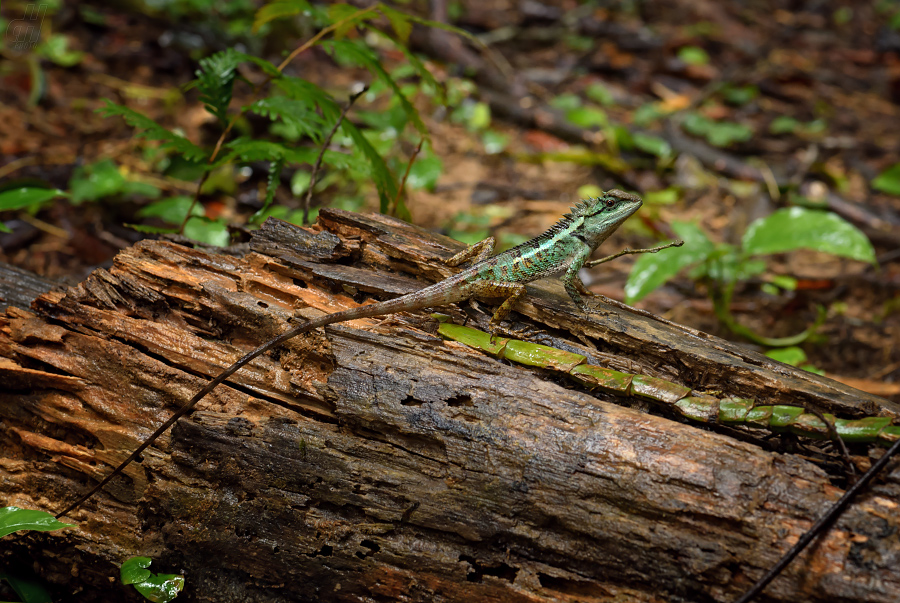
[0,507,74,539]
[742,207,876,264]
[625,222,714,303]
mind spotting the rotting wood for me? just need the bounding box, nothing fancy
[1,210,898,603]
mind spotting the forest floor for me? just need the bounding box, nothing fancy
[1,0,899,400]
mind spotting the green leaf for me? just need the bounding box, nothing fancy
[0,187,66,211]
[183,216,231,247]
[633,103,666,126]
[379,5,413,42]
[765,346,808,366]
[38,34,85,67]
[585,82,614,106]
[683,113,753,147]
[121,557,184,603]
[565,106,608,128]
[769,115,799,135]
[253,0,315,33]
[577,184,603,199]
[677,45,709,65]
[0,572,53,603]
[742,207,876,264]
[136,196,199,224]
[481,130,508,155]
[406,154,442,191]
[632,133,672,158]
[0,507,75,539]
[98,100,208,162]
[873,163,900,196]
[321,39,427,136]
[625,222,715,303]
[69,159,126,203]
[722,84,758,106]
[196,48,242,125]
[549,93,581,111]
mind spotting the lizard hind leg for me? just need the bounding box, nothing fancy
[446,236,496,267]
[465,280,527,339]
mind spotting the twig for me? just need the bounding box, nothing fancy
[584,239,683,268]
[733,435,900,603]
[391,138,424,216]
[303,86,369,225]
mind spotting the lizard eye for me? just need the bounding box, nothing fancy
[604,197,615,208]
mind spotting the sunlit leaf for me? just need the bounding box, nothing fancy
[0,187,66,211]
[69,159,125,203]
[0,506,75,539]
[742,207,876,264]
[677,45,709,65]
[625,222,715,303]
[121,556,184,603]
[873,163,900,196]
[406,154,442,191]
[632,133,671,158]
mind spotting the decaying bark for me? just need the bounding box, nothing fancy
[1,209,898,603]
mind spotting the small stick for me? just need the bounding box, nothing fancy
[734,435,900,603]
[304,85,369,225]
[391,137,424,216]
[584,239,683,268]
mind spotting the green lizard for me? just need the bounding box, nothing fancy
[55,189,642,518]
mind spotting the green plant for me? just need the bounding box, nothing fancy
[120,557,184,603]
[0,507,74,602]
[625,207,876,346]
[0,1,480,242]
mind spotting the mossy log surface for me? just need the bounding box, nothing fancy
[1,209,898,603]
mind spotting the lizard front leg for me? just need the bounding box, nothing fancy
[562,243,595,313]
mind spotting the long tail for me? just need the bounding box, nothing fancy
[56,280,468,518]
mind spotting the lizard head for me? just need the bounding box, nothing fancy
[574,189,643,248]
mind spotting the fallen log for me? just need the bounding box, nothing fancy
[1,209,898,602]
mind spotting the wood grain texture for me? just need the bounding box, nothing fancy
[1,211,898,603]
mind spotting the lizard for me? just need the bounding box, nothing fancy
[55,189,643,518]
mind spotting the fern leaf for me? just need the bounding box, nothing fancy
[196,48,242,124]
[98,100,208,162]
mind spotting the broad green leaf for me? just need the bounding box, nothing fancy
[677,45,709,65]
[682,113,752,147]
[252,0,314,33]
[722,84,758,106]
[406,154,442,191]
[290,170,312,195]
[136,196,200,224]
[566,106,608,128]
[549,93,581,111]
[643,188,679,204]
[121,556,184,603]
[765,346,808,366]
[873,163,900,196]
[183,217,231,247]
[632,133,672,158]
[481,130,508,155]
[625,222,715,303]
[0,187,66,211]
[39,34,85,67]
[0,572,53,603]
[0,507,74,538]
[586,82,614,106]
[379,5,413,42]
[121,557,153,585]
[742,207,876,264]
[69,159,125,203]
[769,115,799,135]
